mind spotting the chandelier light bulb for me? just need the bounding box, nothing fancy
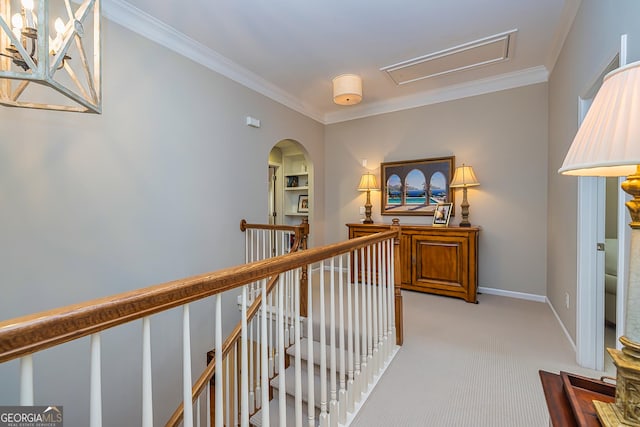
[11,13,23,29]
[54,17,64,35]
[21,0,35,28]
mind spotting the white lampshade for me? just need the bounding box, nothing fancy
[450,165,480,188]
[559,60,640,177]
[333,74,362,105]
[357,172,378,191]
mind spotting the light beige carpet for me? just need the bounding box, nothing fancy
[350,290,606,427]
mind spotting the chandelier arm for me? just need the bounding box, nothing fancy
[47,77,98,111]
[0,18,37,72]
[51,0,94,72]
[73,34,96,101]
[62,60,89,100]
[63,0,74,20]
[12,80,30,101]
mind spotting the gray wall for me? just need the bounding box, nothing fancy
[547,0,640,342]
[0,20,324,426]
[325,83,549,296]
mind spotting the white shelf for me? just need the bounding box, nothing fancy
[285,212,309,217]
[285,186,309,191]
[285,171,308,176]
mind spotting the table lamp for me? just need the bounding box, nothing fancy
[559,59,640,426]
[358,172,379,224]
[450,165,480,227]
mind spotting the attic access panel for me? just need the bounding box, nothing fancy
[381,30,516,85]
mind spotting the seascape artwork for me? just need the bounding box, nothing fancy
[381,157,454,216]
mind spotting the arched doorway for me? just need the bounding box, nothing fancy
[268,139,313,230]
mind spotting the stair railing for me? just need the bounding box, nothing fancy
[0,222,402,427]
[194,220,403,427]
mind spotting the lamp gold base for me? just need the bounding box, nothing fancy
[594,400,637,426]
[595,343,640,426]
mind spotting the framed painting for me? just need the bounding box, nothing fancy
[380,156,455,216]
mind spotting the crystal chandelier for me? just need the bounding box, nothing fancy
[0,0,101,113]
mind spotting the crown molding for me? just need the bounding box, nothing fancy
[103,0,549,126]
[323,66,549,124]
[102,0,325,123]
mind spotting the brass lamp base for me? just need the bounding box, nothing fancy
[595,400,636,426]
[595,340,640,426]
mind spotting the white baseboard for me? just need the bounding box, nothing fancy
[545,297,577,352]
[478,286,576,352]
[478,286,546,303]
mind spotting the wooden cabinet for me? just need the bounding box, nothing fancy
[347,223,479,303]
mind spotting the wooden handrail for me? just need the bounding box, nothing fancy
[0,229,398,364]
[240,218,309,253]
[240,219,307,233]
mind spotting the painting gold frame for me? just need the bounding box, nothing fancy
[380,156,455,216]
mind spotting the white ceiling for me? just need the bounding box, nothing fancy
[105,0,580,124]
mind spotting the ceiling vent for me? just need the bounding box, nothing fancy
[380,29,517,85]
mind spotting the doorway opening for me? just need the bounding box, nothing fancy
[268,139,312,238]
[575,55,626,373]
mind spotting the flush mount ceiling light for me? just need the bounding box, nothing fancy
[0,0,101,113]
[332,74,362,106]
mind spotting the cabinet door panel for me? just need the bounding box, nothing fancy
[415,241,462,284]
[411,235,469,298]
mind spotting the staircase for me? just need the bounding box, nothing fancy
[246,266,400,427]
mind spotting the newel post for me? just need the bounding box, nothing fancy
[391,218,403,345]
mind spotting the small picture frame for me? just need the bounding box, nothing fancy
[287,176,299,187]
[297,195,309,213]
[432,203,452,227]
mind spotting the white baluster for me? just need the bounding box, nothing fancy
[207,380,211,427]
[255,311,262,410]
[294,268,303,427]
[274,282,280,377]
[329,257,338,427]
[249,315,255,414]
[307,264,315,427]
[90,333,102,427]
[268,282,274,378]
[380,240,391,364]
[183,305,193,427]
[390,238,396,346]
[233,342,238,426]
[19,355,33,406]
[241,286,249,426]
[353,249,361,405]
[196,397,201,427]
[338,254,347,423]
[366,245,373,386]
[215,294,224,427]
[360,247,368,391]
[277,277,287,427]
[347,251,356,413]
[142,317,153,427]
[285,270,290,346]
[225,344,230,427]
[261,280,270,426]
[319,261,328,427]
[372,243,379,375]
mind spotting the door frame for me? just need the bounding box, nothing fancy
[575,52,628,369]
